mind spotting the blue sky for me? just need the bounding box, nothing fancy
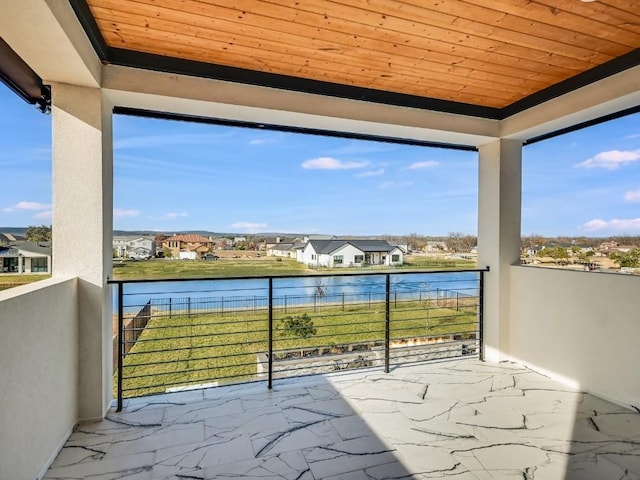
[0,83,638,237]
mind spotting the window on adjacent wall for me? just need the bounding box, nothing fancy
[113,113,478,256]
[311,254,316,260]
[0,83,52,288]
[334,255,343,264]
[522,110,640,275]
[354,255,364,263]
[392,254,400,262]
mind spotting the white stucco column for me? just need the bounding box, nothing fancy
[477,139,522,363]
[51,83,113,420]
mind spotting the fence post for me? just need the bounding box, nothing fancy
[188,296,191,317]
[385,274,390,374]
[342,292,345,311]
[117,282,124,412]
[479,270,485,361]
[268,277,273,389]
[285,295,287,314]
[169,297,172,319]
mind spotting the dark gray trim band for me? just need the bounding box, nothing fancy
[524,105,640,146]
[114,106,479,152]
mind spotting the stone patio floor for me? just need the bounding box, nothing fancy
[44,359,640,479]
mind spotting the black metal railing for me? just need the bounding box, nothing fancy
[109,268,488,411]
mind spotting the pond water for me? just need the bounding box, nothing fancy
[114,271,480,313]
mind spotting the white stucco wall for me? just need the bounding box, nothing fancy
[301,244,320,266]
[388,247,404,265]
[509,266,640,408]
[330,244,365,267]
[0,278,78,480]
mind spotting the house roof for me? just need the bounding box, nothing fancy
[0,242,52,257]
[16,242,52,256]
[164,234,212,244]
[308,239,397,255]
[0,233,25,243]
[73,0,640,119]
[0,246,19,257]
[270,243,294,252]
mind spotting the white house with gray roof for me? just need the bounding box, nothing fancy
[301,239,404,268]
[0,242,52,274]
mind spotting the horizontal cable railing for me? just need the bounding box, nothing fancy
[109,268,487,411]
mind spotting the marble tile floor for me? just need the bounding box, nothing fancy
[45,359,640,480]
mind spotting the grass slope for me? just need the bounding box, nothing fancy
[119,297,478,397]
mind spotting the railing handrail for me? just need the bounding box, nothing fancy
[107,266,490,285]
[113,267,488,411]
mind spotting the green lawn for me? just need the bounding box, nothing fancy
[112,257,308,280]
[0,274,51,291]
[112,255,477,280]
[118,296,478,398]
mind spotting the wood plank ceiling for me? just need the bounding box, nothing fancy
[84,0,640,111]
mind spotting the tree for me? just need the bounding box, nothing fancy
[445,232,477,252]
[25,225,51,242]
[537,246,568,264]
[279,313,317,356]
[610,249,640,268]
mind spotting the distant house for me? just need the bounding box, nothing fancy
[300,239,404,268]
[267,243,295,258]
[0,233,26,245]
[112,236,156,259]
[0,242,51,274]
[163,234,214,259]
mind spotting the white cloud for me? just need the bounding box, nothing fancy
[3,201,51,213]
[114,208,140,218]
[230,222,268,233]
[407,161,439,170]
[34,211,52,220]
[356,168,385,178]
[624,190,640,202]
[148,212,189,221]
[581,218,640,232]
[163,212,188,220]
[301,157,369,170]
[575,149,640,170]
[380,181,414,189]
[625,133,640,139]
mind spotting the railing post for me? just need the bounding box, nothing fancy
[268,277,273,389]
[117,282,124,412]
[385,274,390,373]
[479,269,485,361]
[169,297,172,319]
